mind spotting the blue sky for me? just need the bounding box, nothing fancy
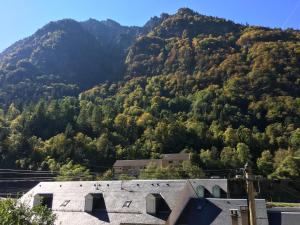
[1,0,300,52]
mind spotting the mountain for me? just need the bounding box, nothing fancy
[0,8,244,107]
[0,18,145,107]
[1,8,298,108]
[1,19,111,79]
[81,18,141,47]
[125,8,242,76]
[0,8,300,179]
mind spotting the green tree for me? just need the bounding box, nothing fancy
[199,149,218,168]
[6,103,20,121]
[0,198,55,225]
[273,149,292,169]
[43,133,72,163]
[139,162,204,179]
[220,146,239,168]
[236,143,251,165]
[271,156,300,178]
[257,150,274,176]
[98,169,114,180]
[90,106,102,133]
[118,174,135,180]
[182,161,205,178]
[223,127,238,147]
[290,128,300,150]
[56,161,93,181]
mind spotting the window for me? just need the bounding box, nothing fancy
[122,200,132,208]
[34,194,53,209]
[212,185,221,198]
[195,185,205,198]
[92,194,106,211]
[60,200,70,207]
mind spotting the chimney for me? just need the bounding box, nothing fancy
[240,205,249,225]
[230,209,239,225]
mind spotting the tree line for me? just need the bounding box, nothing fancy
[0,70,299,179]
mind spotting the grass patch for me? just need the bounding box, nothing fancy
[267,202,300,208]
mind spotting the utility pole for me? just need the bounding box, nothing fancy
[244,163,257,225]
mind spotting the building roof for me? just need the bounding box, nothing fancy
[166,179,268,225]
[161,153,190,161]
[113,159,161,167]
[268,209,300,225]
[175,198,268,225]
[20,179,228,225]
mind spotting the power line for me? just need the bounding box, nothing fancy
[0,177,56,180]
[0,179,54,182]
[0,168,58,173]
[277,185,300,199]
[0,172,56,176]
[0,168,100,175]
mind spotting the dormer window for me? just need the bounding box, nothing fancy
[33,194,53,209]
[146,193,171,216]
[195,185,211,198]
[84,193,106,212]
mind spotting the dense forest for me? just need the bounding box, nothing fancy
[0,8,299,179]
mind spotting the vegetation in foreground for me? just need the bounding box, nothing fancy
[0,198,55,225]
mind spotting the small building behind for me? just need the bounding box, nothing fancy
[113,153,191,177]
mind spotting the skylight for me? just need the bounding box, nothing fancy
[60,200,70,207]
[122,200,132,208]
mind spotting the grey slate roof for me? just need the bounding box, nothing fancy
[268,208,300,225]
[20,179,228,225]
[175,198,268,225]
[19,179,266,225]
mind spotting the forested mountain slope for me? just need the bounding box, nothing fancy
[0,18,144,107]
[0,8,299,179]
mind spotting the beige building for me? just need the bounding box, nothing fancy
[161,153,191,166]
[113,153,191,177]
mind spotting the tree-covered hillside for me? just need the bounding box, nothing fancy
[0,8,299,179]
[0,18,146,108]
